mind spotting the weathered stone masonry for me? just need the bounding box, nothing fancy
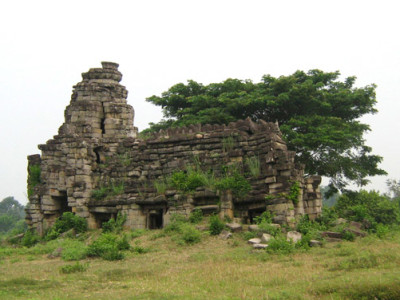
[26,62,322,235]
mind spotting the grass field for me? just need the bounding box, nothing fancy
[1,228,400,300]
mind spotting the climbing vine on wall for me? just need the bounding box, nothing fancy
[27,165,41,197]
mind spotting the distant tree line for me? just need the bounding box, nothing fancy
[0,196,26,236]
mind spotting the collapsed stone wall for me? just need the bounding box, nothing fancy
[26,62,322,235]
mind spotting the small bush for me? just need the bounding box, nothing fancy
[21,230,40,247]
[215,173,251,198]
[242,231,258,240]
[342,230,355,241]
[61,240,87,261]
[91,187,108,200]
[375,223,390,238]
[296,215,325,239]
[258,222,281,237]
[189,208,203,224]
[316,206,338,227]
[117,234,131,251]
[45,212,87,241]
[163,215,202,245]
[87,233,128,261]
[102,213,127,234]
[180,223,202,245]
[164,214,188,233]
[209,215,225,235]
[168,168,210,192]
[60,262,88,274]
[254,211,273,225]
[91,182,125,200]
[245,156,261,178]
[266,236,295,254]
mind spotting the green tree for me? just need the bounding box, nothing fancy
[0,197,25,233]
[145,70,386,191]
[386,179,400,199]
[321,186,340,207]
[335,190,400,227]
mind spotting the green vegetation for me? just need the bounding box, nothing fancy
[155,162,252,199]
[163,214,202,245]
[221,136,235,152]
[1,221,400,299]
[27,165,41,197]
[335,190,400,231]
[215,172,251,198]
[288,181,301,205]
[45,212,88,240]
[0,197,26,239]
[59,262,88,274]
[102,212,127,234]
[188,208,203,224]
[264,181,301,206]
[87,233,130,261]
[91,181,125,200]
[144,71,386,192]
[209,215,225,235]
[245,156,261,178]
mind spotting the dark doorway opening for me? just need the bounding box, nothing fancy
[248,208,267,224]
[148,209,163,229]
[52,191,71,217]
[93,212,115,228]
[94,147,105,164]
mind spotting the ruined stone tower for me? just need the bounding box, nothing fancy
[26,62,322,235]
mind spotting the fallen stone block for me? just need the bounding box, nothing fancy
[248,238,262,244]
[253,243,268,249]
[226,223,242,233]
[287,231,302,243]
[261,233,272,243]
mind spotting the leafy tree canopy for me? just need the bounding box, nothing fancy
[0,197,25,233]
[145,70,386,191]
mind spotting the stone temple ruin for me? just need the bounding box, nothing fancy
[26,62,322,235]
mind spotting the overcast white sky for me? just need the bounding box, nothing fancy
[1,0,399,204]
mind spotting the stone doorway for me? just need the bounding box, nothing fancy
[148,209,163,229]
[248,207,267,224]
[52,191,71,218]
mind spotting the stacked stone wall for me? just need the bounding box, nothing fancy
[26,62,322,235]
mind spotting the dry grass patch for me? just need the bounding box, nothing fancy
[1,229,400,299]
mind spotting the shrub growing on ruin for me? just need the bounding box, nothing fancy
[91,182,125,200]
[21,230,40,247]
[245,156,261,178]
[253,211,273,225]
[189,208,203,224]
[215,173,251,198]
[209,215,225,235]
[102,212,127,234]
[45,212,87,240]
[27,165,41,197]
